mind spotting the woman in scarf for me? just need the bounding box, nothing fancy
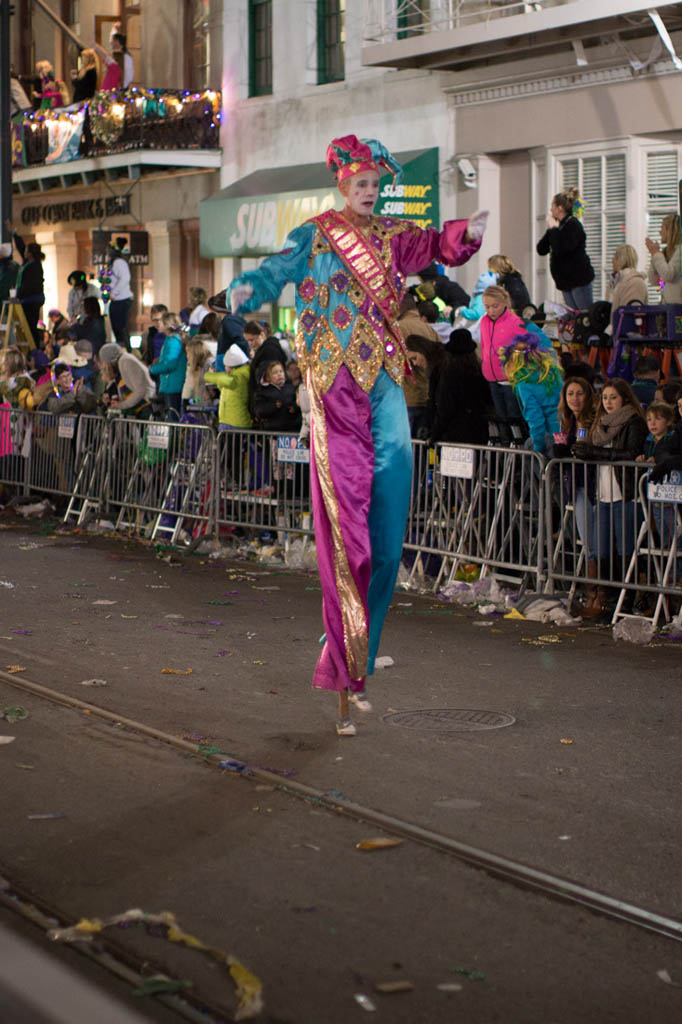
[572,378,647,617]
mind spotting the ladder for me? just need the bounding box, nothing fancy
[0,301,34,355]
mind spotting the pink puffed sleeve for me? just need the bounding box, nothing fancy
[391,219,481,275]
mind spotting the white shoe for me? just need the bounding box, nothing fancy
[336,717,357,736]
[349,691,372,713]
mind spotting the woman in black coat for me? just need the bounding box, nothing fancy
[11,229,45,345]
[536,187,594,310]
[72,296,106,356]
[405,331,491,447]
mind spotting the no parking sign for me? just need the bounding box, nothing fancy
[276,435,310,464]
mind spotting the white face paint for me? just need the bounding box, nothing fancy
[342,169,380,218]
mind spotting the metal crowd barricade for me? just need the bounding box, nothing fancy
[63,414,111,524]
[405,441,546,593]
[544,457,681,623]
[214,428,314,552]
[107,416,216,543]
[25,410,85,499]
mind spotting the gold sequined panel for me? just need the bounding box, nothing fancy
[308,228,332,268]
[318,283,330,309]
[344,316,383,393]
[293,329,310,375]
[348,280,365,309]
[310,316,345,394]
[383,337,406,386]
[368,215,411,264]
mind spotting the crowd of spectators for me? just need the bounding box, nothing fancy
[3,198,682,616]
[10,27,136,119]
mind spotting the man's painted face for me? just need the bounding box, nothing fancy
[342,169,380,217]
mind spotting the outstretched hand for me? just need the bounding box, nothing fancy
[465,210,488,242]
[230,284,253,314]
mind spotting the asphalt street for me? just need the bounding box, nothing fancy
[0,517,680,1022]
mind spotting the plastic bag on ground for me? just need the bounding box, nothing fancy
[612,616,655,646]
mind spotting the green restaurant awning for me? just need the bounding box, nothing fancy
[200,148,439,259]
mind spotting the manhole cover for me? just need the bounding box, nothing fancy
[381,709,515,732]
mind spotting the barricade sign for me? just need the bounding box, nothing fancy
[439,445,475,479]
[57,416,76,440]
[146,424,170,450]
[276,435,310,464]
[648,469,682,504]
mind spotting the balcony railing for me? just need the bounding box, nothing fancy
[363,0,565,41]
[11,88,221,171]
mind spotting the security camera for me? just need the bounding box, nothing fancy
[456,157,477,188]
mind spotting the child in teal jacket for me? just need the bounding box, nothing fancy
[149,312,187,419]
[499,330,563,454]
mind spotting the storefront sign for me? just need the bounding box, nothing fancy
[376,148,439,230]
[92,230,149,266]
[21,194,131,227]
[200,149,440,257]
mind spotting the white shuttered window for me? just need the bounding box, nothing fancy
[645,150,680,302]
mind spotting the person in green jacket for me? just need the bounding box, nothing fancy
[149,311,187,421]
[204,344,253,429]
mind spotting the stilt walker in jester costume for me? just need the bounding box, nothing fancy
[228,135,487,735]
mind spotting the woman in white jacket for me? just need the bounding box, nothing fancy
[646,213,682,303]
[607,245,648,330]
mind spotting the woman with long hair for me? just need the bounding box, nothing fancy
[71,48,100,103]
[536,186,595,309]
[645,212,682,303]
[487,254,532,317]
[572,378,647,616]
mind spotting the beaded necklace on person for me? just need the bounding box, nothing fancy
[51,367,73,397]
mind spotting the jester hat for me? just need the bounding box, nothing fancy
[326,135,403,185]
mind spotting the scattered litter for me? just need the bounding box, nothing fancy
[558,835,571,841]
[302,843,320,851]
[451,966,485,981]
[120,614,137,619]
[437,983,463,993]
[15,499,53,518]
[613,617,655,646]
[15,763,35,770]
[47,909,263,1020]
[92,600,117,606]
[521,636,560,647]
[560,738,574,745]
[252,659,266,666]
[504,608,526,620]
[396,602,412,607]
[208,600,233,606]
[165,614,184,619]
[0,737,16,745]
[374,656,394,669]
[657,969,678,986]
[356,838,403,851]
[133,976,193,997]
[305,586,321,591]
[161,668,193,676]
[0,580,15,589]
[1,707,29,723]
[478,604,497,615]
[28,812,65,820]
[252,585,280,591]
[10,628,32,636]
[218,760,249,774]
[514,594,581,625]
[374,980,413,994]
[353,994,376,1012]
[472,620,494,627]
[5,665,26,674]
[216,650,232,658]
[79,679,107,687]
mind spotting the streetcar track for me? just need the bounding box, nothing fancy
[2,667,681,946]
